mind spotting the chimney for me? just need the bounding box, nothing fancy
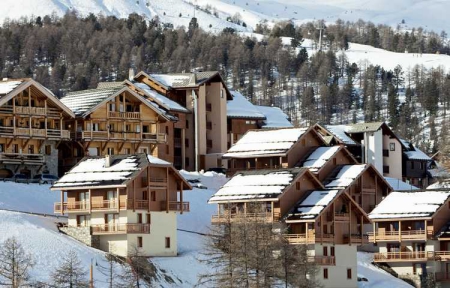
[105,155,112,168]
[189,73,197,86]
[128,67,136,81]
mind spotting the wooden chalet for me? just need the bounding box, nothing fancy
[51,153,192,257]
[0,78,75,177]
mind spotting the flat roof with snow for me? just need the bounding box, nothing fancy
[223,128,309,158]
[369,191,450,220]
[208,168,307,203]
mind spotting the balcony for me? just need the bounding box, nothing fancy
[434,251,450,261]
[0,153,44,165]
[0,105,61,117]
[77,131,166,143]
[0,126,70,139]
[284,233,316,244]
[127,199,149,210]
[334,212,350,222]
[54,199,127,214]
[373,251,432,262]
[368,230,428,242]
[108,111,140,119]
[344,234,369,245]
[211,212,280,224]
[149,178,167,187]
[160,201,190,212]
[91,223,150,235]
[308,256,336,266]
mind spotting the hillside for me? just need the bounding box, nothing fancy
[0,174,411,287]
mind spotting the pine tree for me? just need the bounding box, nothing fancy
[51,251,88,288]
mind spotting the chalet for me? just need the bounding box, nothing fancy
[208,168,323,224]
[134,71,232,171]
[402,140,434,188]
[369,190,450,286]
[285,189,370,288]
[299,145,358,181]
[59,85,171,174]
[223,127,324,175]
[0,78,75,177]
[51,153,192,257]
[323,164,392,214]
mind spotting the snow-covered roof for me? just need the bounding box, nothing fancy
[323,125,358,145]
[61,87,123,116]
[369,191,450,220]
[302,146,341,172]
[0,79,23,96]
[133,82,189,113]
[147,155,170,165]
[255,105,293,128]
[404,145,432,161]
[325,164,367,189]
[223,128,309,158]
[148,71,219,88]
[428,167,450,178]
[384,177,419,191]
[227,91,266,119]
[208,168,306,203]
[287,190,340,220]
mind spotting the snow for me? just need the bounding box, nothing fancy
[255,105,293,128]
[324,124,357,145]
[133,82,189,113]
[369,191,450,219]
[325,164,367,189]
[384,177,419,191]
[224,128,308,158]
[303,146,340,172]
[227,90,266,119]
[0,182,58,214]
[147,154,171,165]
[150,74,191,88]
[209,170,295,203]
[289,190,340,219]
[0,80,22,95]
[404,146,432,161]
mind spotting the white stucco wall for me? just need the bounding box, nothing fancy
[382,135,402,179]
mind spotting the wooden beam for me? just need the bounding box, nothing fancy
[180,181,183,214]
[147,167,151,213]
[166,167,169,213]
[118,142,125,154]
[6,138,13,150]
[21,139,30,150]
[89,189,92,213]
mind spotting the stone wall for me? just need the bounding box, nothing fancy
[60,226,100,248]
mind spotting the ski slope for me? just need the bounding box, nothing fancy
[0,172,411,287]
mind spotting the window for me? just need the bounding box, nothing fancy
[107,147,115,155]
[185,139,189,148]
[323,246,328,256]
[0,144,3,153]
[221,89,224,98]
[323,268,328,279]
[146,213,151,224]
[207,140,213,148]
[124,148,131,154]
[383,165,390,174]
[185,157,190,167]
[137,237,143,248]
[151,191,156,202]
[165,237,171,248]
[411,162,415,169]
[28,145,34,154]
[331,246,335,257]
[45,145,51,155]
[419,162,424,170]
[383,149,389,157]
[390,143,395,151]
[347,269,352,279]
[12,144,18,153]
[137,213,142,224]
[186,120,189,129]
[166,145,169,154]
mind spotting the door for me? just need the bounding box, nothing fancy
[79,191,89,210]
[106,214,119,232]
[107,190,117,209]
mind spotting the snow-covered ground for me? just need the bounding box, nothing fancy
[0,172,411,287]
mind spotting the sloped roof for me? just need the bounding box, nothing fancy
[369,190,450,220]
[0,79,23,96]
[404,145,432,161]
[255,105,293,128]
[227,91,266,120]
[322,124,358,145]
[324,164,368,189]
[223,128,310,158]
[302,146,341,172]
[208,168,310,203]
[286,190,340,220]
[52,154,190,190]
[97,82,124,89]
[133,82,189,113]
[149,71,218,88]
[384,177,419,191]
[61,87,123,116]
[346,122,384,133]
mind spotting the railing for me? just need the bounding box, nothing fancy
[309,256,336,266]
[91,223,150,235]
[283,233,316,244]
[127,199,149,210]
[0,153,44,165]
[434,251,450,261]
[142,132,166,142]
[315,233,335,243]
[54,201,90,213]
[211,212,280,224]
[108,111,140,119]
[334,212,350,222]
[0,126,69,139]
[15,106,46,115]
[368,230,428,242]
[79,131,166,143]
[373,251,431,262]
[149,178,167,187]
[160,201,190,212]
[54,199,127,213]
[0,126,13,135]
[344,234,369,244]
[90,200,126,211]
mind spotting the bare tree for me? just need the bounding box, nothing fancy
[119,246,155,288]
[51,250,88,288]
[97,253,124,288]
[0,237,34,288]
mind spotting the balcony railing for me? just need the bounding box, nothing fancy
[283,233,316,244]
[434,251,450,261]
[127,199,149,210]
[344,234,369,245]
[0,126,70,139]
[54,201,91,213]
[54,199,127,213]
[0,105,61,117]
[108,111,140,119]
[368,230,428,242]
[78,131,166,143]
[308,256,336,266]
[373,251,432,262]
[211,212,280,224]
[0,153,44,165]
[334,212,350,222]
[91,223,150,235]
[160,201,190,212]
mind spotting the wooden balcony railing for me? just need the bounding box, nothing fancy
[91,223,150,235]
[127,199,149,210]
[334,212,350,222]
[434,251,450,261]
[0,126,70,139]
[79,131,166,143]
[54,199,127,213]
[108,111,140,119]
[344,234,369,245]
[90,200,126,211]
[308,256,336,266]
[0,153,44,165]
[315,233,335,243]
[373,251,432,262]
[0,105,61,117]
[368,230,428,242]
[211,212,280,224]
[54,201,90,213]
[160,201,190,212]
[283,233,316,244]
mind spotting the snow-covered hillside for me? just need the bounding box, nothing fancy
[0,173,411,287]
